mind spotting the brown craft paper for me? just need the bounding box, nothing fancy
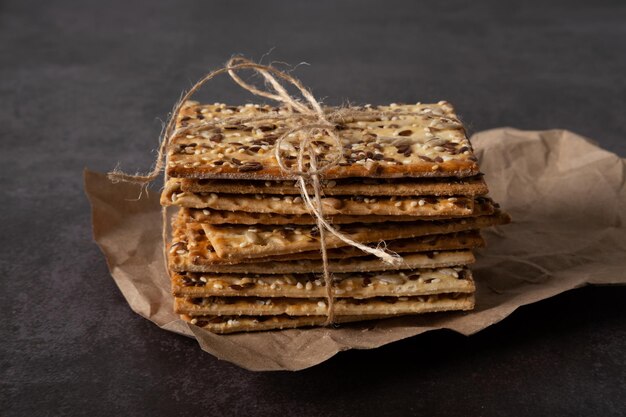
[85,128,626,371]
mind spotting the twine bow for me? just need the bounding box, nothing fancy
[109,57,403,325]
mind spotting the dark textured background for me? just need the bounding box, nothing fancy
[1,0,625,416]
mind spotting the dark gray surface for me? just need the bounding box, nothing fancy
[1,1,625,416]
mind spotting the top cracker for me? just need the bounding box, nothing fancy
[166,101,480,180]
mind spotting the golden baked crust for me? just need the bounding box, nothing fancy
[162,186,476,217]
[165,101,480,180]
[170,248,474,274]
[169,219,485,266]
[172,267,475,299]
[199,211,510,260]
[178,313,434,334]
[175,292,475,316]
[182,200,494,224]
[171,175,489,196]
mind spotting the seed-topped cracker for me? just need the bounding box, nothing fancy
[198,211,511,260]
[179,313,420,334]
[175,292,475,317]
[163,187,476,217]
[171,248,474,274]
[168,175,489,197]
[166,101,480,180]
[170,218,485,266]
[172,267,475,298]
[182,198,494,224]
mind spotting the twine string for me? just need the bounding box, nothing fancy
[108,57,404,325]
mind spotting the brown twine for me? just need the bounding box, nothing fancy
[108,56,406,325]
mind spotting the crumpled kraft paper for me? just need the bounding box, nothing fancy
[84,128,626,371]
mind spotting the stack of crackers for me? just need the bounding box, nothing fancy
[162,101,510,333]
